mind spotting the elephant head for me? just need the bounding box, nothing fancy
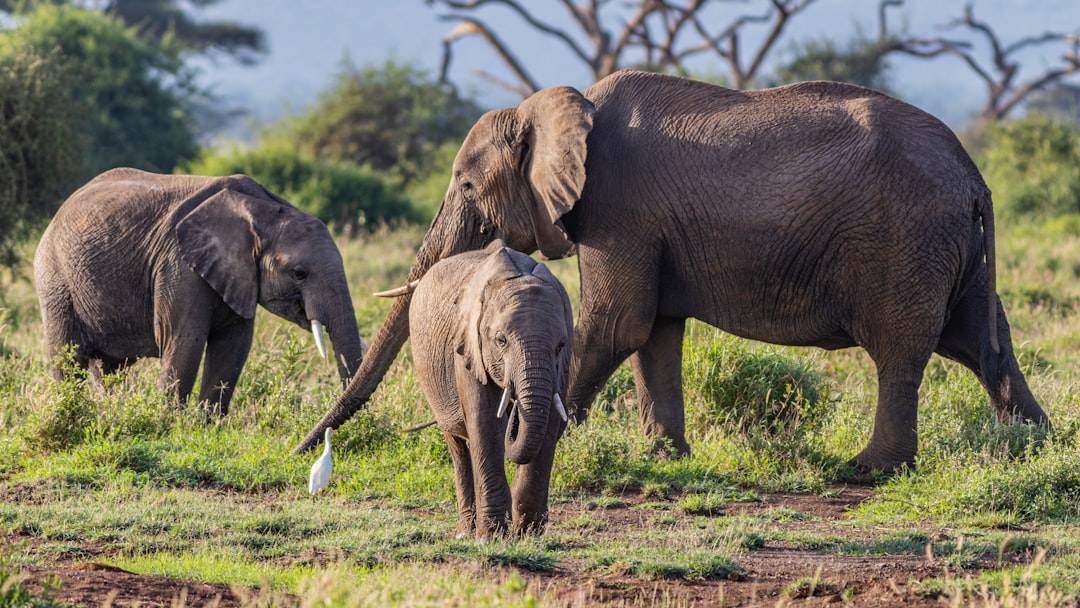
[296,86,593,451]
[457,244,574,465]
[177,189,364,383]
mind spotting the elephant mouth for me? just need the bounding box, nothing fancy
[498,384,521,445]
[506,394,521,445]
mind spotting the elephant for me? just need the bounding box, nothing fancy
[409,240,572,539]
[295,69,1050,474]
[34,168,365,415]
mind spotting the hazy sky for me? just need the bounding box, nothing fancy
[191,1,1080,134]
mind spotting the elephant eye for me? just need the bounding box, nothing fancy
[290,266,309,282]
[494,333,508,349]
[556,340,565,355]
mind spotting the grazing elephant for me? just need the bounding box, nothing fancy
[34,168,365,414]
[296,70,1049,473]
[410,240,572,539]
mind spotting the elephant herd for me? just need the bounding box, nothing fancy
[34,70,1051,540]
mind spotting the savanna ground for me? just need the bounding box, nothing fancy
[3,221,1080,607]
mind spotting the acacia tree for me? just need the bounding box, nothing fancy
[887,4,1080,121]
[430,0,1080,122]
[428,0,818,96]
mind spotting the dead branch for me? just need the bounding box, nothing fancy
[428,0,819,97]
[889,2,1080,120]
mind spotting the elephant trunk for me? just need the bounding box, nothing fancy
[294,200,488,453]
[504,361,554,465]
[326,307,364,385]
[303,285,364,386]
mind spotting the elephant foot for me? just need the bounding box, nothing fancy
[841,448,915,484]
[512,512,549,537]
[651,435,691,460]
[474,513,511,542]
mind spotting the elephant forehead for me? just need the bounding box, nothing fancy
[488,288,565,325]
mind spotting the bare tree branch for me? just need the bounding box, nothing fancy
[886,1,1080,120]
[428,0,820,97]
[438,16,540,96]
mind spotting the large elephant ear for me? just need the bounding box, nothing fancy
[176,190,262,319]
[516,86,594,260]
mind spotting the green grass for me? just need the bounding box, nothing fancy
[4,221,1080,604]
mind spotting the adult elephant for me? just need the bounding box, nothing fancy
[35,168,365,415]
[295,70,1049,472]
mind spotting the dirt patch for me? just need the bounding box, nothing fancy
[14,487,981,607]
[21,564,248,607]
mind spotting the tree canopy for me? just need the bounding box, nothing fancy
[0,0,264,64]
[0,3,204,267]
[278,59,483,187]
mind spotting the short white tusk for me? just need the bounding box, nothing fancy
[373,280,420,298]
[360,337,369,352]
[497,386,511,418]
[311,320,327,359]
[554,393,568,422]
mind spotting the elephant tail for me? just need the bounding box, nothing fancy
[980,196,1000,355]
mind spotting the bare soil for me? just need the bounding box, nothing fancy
[15,486,997,607]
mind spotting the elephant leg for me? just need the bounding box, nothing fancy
[457,368,512,540]
[936,290,1048,425]
[444,431,477,539]
[853,344,933,473]
[510,411,566,536]
[566,249,659,424]
[42,295,90,382]
[629,315,690,457]
[198,319,255,416]
[159,335,207,406]
[88,356,129,389]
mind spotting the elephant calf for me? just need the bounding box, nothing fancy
[34,168,366,415]
[409,240,573,540]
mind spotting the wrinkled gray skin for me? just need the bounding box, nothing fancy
[297,70,1049,473]
[35,168,364,415]
[411,240,572,539]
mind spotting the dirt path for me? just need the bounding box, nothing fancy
[16,487,978,607]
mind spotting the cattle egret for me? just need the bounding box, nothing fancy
[308,427,333,494]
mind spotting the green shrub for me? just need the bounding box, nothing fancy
[181,141,419,232]
[0,44,78,267]
[684,335,826,439]
[979,115,1080,220]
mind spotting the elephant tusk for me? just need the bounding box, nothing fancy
[554,393,568,422]
[373,280,420,298]
[311,319,327,359]
[497,386,511,419]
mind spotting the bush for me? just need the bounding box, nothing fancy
[181,141,419,232]
[279,59,482,187]
[684,334,826,439]
[978,115,1080,220]
[3,4,200,177]
[0,43,78,267]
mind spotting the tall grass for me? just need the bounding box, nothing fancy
[3,219,1080,603]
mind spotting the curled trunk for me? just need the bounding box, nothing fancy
[504,365,554,465]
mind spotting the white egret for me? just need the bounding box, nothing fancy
[308,427,333,494]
